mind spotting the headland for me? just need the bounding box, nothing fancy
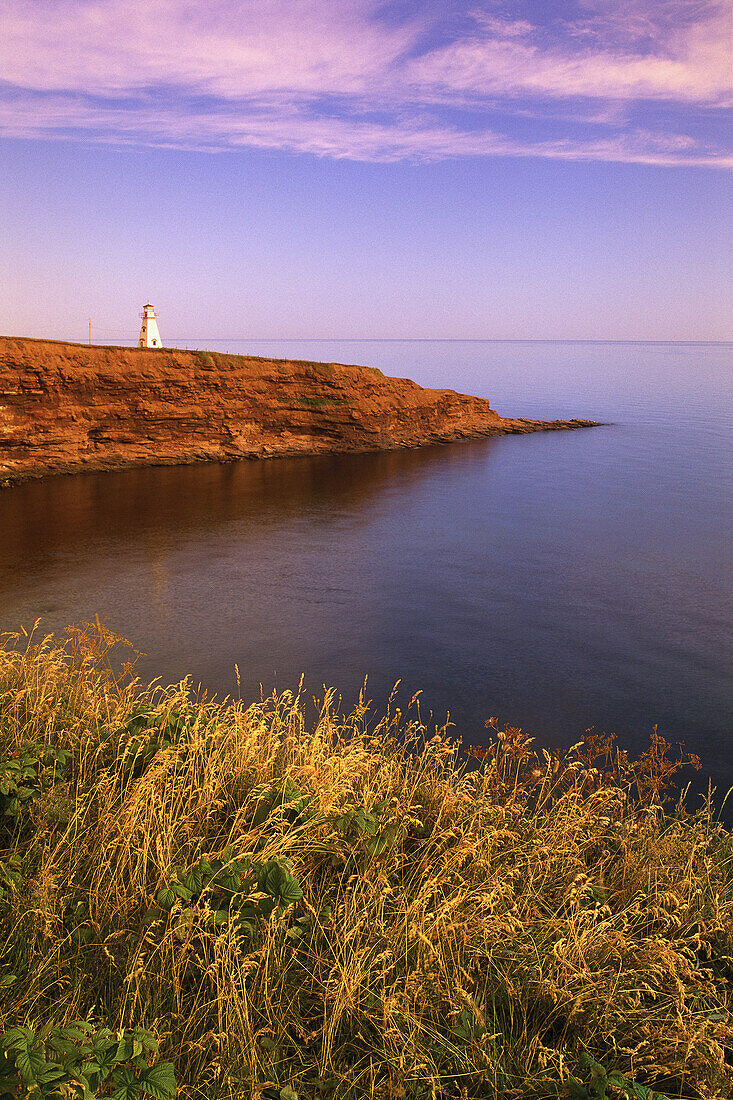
[0,336,595,487]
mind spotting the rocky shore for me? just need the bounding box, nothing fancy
[0,336,595,486]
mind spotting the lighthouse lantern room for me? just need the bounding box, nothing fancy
[138,303,162,348]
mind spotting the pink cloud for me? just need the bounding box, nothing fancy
[3,90,730,168]
[0,0,730,165]
[407,2,732,105]
[1,0,413,97]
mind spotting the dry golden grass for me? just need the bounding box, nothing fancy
[0,625,731,1099]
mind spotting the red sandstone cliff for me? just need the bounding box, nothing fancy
[0,337,593,486]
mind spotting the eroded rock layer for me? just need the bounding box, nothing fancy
[0,337,593,486]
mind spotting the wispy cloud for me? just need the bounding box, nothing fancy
[410,2,731,105]
[1,0,730,165]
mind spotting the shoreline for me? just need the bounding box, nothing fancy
[0,335,596,488]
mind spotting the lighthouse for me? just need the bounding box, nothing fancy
[138,303,162,348]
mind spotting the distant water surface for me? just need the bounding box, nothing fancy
[1,341,731,794]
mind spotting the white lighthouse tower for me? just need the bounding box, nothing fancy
[138,303,162,348]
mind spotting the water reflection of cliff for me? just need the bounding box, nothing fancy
[0,438,500,587]
[0,437,505,738]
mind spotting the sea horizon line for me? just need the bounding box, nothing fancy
[166,337,733,347]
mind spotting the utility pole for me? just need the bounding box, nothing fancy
[88,318,92,346]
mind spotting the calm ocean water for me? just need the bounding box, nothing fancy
[1,340,732,794]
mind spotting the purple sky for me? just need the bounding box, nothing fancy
[1,0,731,341]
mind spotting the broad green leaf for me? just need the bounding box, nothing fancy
[170,883,193,901]
[115,1038,134,1063]
[96,1044,118,1076]
[257,860,302,906]
[566,1081,590,1100]
[16,1046,48,1085]
[156,888,176,911]
[178,867,203,896]
[366,828,398,858]
[0,1027,33,1053]
[235,916,257,937]
[131,1029,158,1054]
[140,1062,176,1099]
[252,801,272,827]
[35,1062,66,1084]
[112,1085,142,1100]
[213,869,242,894]
[59,1024,93,1038]
[94,1037,117,1058]
[111,1065,141,1099]
[48,1037,80,1056]
[257,897,277,919]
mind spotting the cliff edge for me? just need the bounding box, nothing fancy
[0,337,594,486]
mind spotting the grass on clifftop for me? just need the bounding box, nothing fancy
[0,625,731,1100]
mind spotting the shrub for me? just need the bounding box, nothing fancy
[0,745,71,839]
[0,1022,175,1099]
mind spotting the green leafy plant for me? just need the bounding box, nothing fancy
[0,859,23,905]
[450,1008,485,1043]
[567,1053,670,1100]
[282,396,349,409]
[62,897,95,947]
[252,779,313,829]
[152,848,303,939]
[332,801,402,862]
[117,707,198,781]
[256,860,304,910]
[0,1022,176,1099]
[0,746,71,836]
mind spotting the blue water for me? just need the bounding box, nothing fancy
[1,341,731,795]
